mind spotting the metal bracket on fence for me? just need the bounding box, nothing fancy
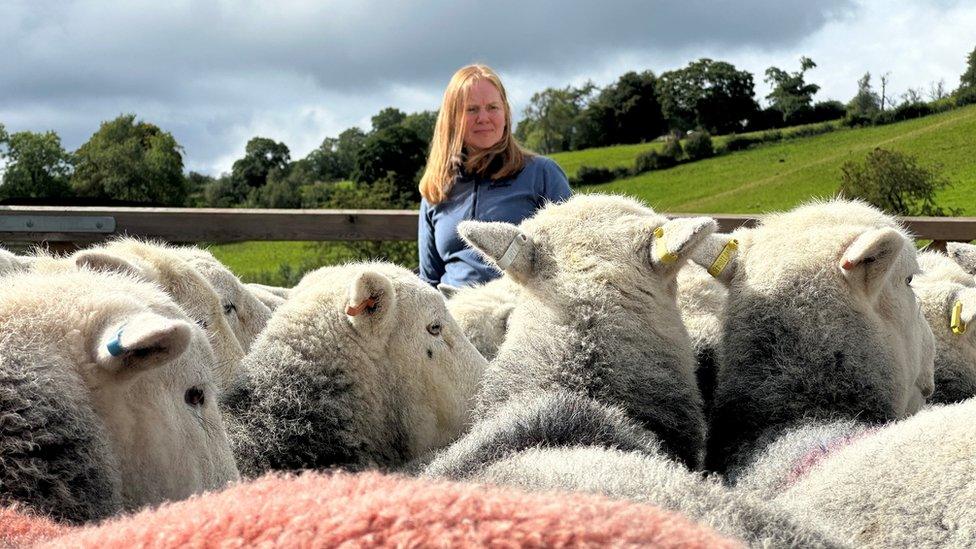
[0,215,116,233]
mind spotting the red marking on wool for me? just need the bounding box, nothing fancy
[784,427,879,489]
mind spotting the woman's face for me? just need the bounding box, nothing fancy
[462,79,506,151]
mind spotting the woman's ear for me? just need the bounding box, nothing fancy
[458,221,536,281]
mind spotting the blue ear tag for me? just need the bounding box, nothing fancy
[106,327,126,357]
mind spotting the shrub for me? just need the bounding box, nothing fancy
[892,101,933,122]
[684,131,714,161]
[573,165,617,186]
[808,101,847,123]
[723,134,760,152]
[759,130,783,143]
[662,135,684,160]
[787,122,836,139]
[842,113,873,128]
[956,86,976,107]
[634,150,676,173]
[838,147,960,217]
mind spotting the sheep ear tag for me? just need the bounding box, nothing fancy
[457,221,535,279]
[95,313,193,376]
[652,217,718,268]
[346,271,396,327]
[951,301,967,335]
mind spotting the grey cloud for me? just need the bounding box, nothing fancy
[0,0,858,173]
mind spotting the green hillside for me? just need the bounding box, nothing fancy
[555,105,976,215]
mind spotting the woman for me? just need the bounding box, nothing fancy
[418,64,572,288]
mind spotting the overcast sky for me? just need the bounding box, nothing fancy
[1,0,973,175]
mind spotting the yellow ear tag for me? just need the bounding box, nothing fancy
[951,301,967,335]
[654,226,678,264]
[708,238,739,277]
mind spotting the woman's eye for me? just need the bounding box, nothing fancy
[427,322,442,336]
[223,303,237,315]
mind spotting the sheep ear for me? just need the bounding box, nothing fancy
[689,232,741,285]
[458,221,535,281]
[438,283,460,299]
[650,217,717,273]
[346,270,396,330]
[0,248,33,276]
[947,242,976,276]
[74,250,144,278]
[95,313,192,377]
[950,288,976,338]
[840,228,907,297]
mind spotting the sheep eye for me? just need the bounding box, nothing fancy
[906,275,913,285]
[185,386,205,407]
[195,318,209,330]
[223,302,237,315]
[426,322,442,336]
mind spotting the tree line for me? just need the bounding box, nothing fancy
[2,46,974,208]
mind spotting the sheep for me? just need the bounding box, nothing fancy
[442,276,520,361]
[173,246,273,352]
[676,262,728,415]
[688,199,935,477]
[245,283,290,310]
[457,193,716,468]
[772,399,976,547]
[221,262,486,477]
[0,268,239,524]
[423,391,845,548]
[912,251,976,404]
[0,247,34,276]
[947,241,976,276]
[67,238,246,389]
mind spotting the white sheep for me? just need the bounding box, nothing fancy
[688,199,935,477]
[774,399,976,547]
[423,391,843,548]
[946,241,976,277]
[222,261,486,477]
[913,251,976,403]
[68,238,246,389]
[442,276,520,361]
[174,246,273,352]
[0,268,239,523]
[457,193,715,468]
[245,282,290,310]
[0,246,34,276]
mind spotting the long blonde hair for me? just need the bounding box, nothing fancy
[419,64,531,204]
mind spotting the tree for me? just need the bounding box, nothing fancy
[764,57,820,123]
[578,71,666,148]
[71,114,186,205]
[402,110,438,147]
[352,125,426,201]
[879,71,892,111]
[231,137,290,189]
[657,58,759,134]
[959,45,976,91]
[0,127,74,201]
[517,83,595,153]
[371,107,407,132]
[838,148,958,217]
[847,72,881,119]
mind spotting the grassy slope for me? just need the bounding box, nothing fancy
[570,105,976,214]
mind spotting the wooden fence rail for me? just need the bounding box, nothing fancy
[0,206,974,249]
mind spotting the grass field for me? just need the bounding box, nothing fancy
[212,105,976,281]
[569,105,976,214]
